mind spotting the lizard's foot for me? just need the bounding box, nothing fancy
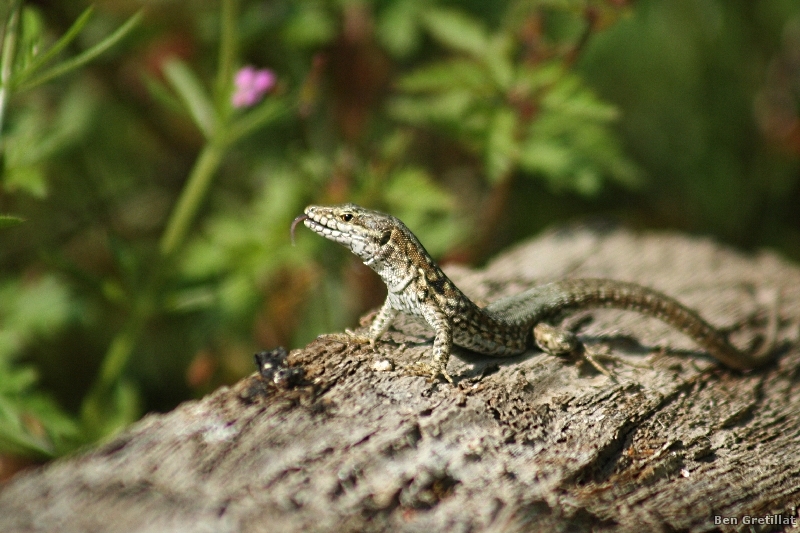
[580,347,618,381]
[319,330,376,348]
[534,323,580,356]
[407,361,454,384]
[534,324,619,380]
[588,347,652,369]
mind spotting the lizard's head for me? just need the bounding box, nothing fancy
[293,203,409,269]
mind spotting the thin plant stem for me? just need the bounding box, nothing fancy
[81,140,225,436]
[79,294,149,436]
[96,305,147,389]
[159,142,225,256]
[161,0,238,256]
[0,1,21,137]
[215,0,238,113]
[82,1,239,440]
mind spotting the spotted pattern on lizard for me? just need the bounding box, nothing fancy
[293,203,775,383]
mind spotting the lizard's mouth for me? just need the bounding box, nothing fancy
[296,208,350,245]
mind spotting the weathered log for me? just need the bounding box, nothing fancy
[2,225,799,533]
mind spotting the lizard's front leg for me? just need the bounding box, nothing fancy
[367,298,399,346]
[321,298,397,347]
[407,305,454,383]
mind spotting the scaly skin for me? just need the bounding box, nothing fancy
[295,204,775,383]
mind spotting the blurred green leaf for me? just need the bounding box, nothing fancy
[0,214,23,229]
[385,167,453,212]
[390,90,490,152]
[514,73,640,193]
[397,60,492,93]
[0,365,38,393]
[80,378,141,442]
[520,114,640,195]
[389,91,480,128]
[513,62,563,95]
[10,279,72,338]
[542,74,619,122]
[180,166,307,319]
[0,277,73,358]
[142,73,186,116]
[422,8,490,59]
[519,138,575,185]
[385,167,459,255]
[485,107,518,183]
[163,286,217,314]
[3,81,94,197]
[16,10,142,91]
[14,5,45,74]
[226,96,290,145]
[12,6,94,88]
[0,330,21,364]
[3,164,47,197]
[484,34,515,90]
[282,1,337,48]
[0,276,80,457]
[163,58,218,138]
[0,364,80,457]
[377,0,425,57]
[393,44,639,194]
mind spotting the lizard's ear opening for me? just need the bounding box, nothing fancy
[379,230,392,246]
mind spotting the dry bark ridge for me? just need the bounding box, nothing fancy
[2,225,800,533]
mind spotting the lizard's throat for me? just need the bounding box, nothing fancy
[349,237,382,266]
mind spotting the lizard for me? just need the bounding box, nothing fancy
[292,203,776,383]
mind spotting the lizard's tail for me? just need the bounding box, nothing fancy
[486,278,776,371]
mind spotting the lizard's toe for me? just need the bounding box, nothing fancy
[319,331,374,346]
[407,361,454,384]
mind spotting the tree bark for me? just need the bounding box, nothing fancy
[2,225,800,533]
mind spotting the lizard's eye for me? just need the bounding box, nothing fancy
[341,213,353,222]
[379,230,391,246]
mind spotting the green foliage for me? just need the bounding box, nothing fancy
[0,0,797,462]
[384,167,458,255]
[390,6,640,191]
[0,365,79,457]
[0,277,80,457]
[0,1,143,457]
[163,59,219,139]
[0,214,23,228]
[282,1,338,48]
[5,6,141,92]
[377,0,427,57]
[579,0,800,243]
[179,166,309,320]
[3,82,93,197]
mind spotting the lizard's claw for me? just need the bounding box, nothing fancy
[345,328,377,347]
[407,361,454,384]
[320,330,375,347]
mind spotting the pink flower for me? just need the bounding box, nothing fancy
[231,66,276,108]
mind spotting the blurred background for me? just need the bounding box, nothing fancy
[0,0,798,473]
